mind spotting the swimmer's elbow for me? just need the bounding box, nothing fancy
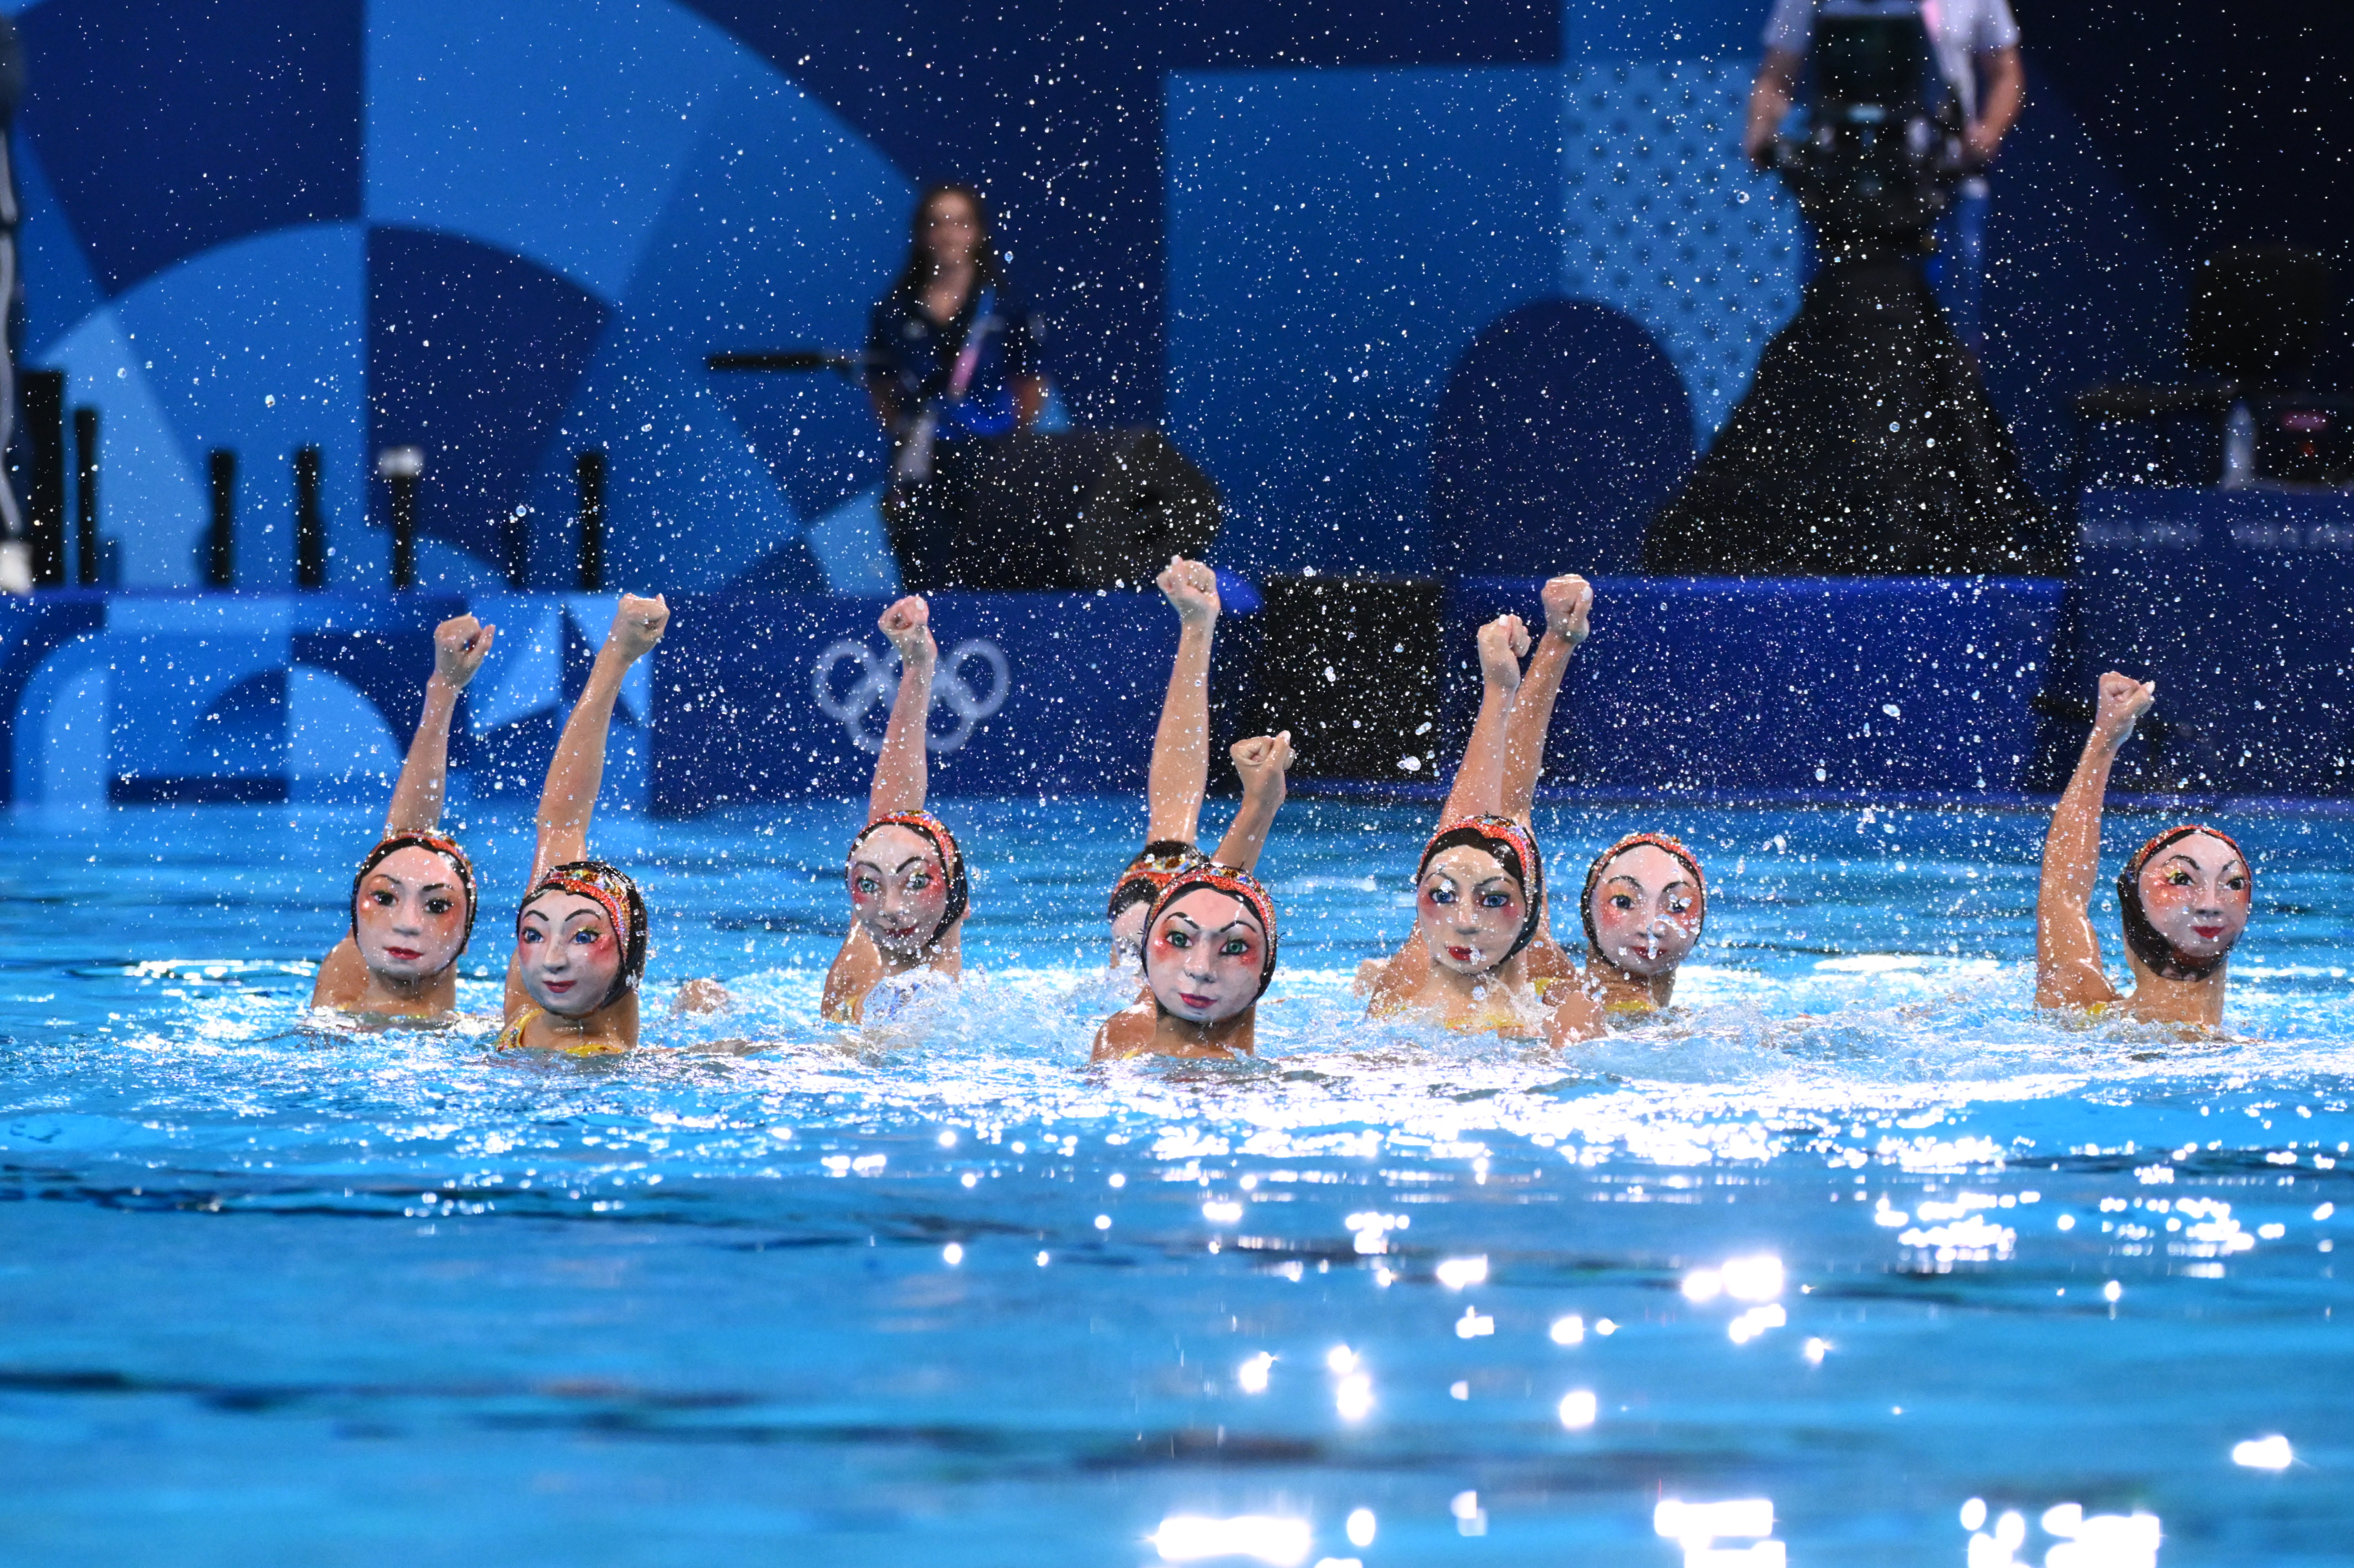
[2034,963,2110,1012]
[671,977,733,1015]
[1546,1006,1607,1047]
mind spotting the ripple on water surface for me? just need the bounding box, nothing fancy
[0,800,2346,1567]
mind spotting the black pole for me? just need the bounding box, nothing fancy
[293,445,325,590]
[576,449,606,591]
[206,448,236,589]
[72,406,98,588]
[23,368,63,587]
[377,446,422,591]
[500,507,528,589]
[389,474,416,590]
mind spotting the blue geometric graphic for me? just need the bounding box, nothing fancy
[17,0,362,296]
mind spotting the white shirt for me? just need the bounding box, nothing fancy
[1763,0,2020,120]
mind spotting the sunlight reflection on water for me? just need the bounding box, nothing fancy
[0,800,2347,1564]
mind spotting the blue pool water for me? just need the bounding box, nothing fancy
[0,797,2347,1567]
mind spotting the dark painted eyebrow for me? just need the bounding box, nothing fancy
[1172,919,1260,939]
[1603,874,1692,891]
[2158,852,2245,874]
[1163,910,1263,936]
[367,872,455,893]
[850,856,934,875]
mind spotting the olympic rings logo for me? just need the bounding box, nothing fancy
[810,637,1010,755]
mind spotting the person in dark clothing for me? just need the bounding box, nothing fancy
[1644,0,2045,576]
[1642,254,2045,575]
[864,183,1045,589]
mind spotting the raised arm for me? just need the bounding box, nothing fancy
[1211,732,1291,873]
[385,614,494,834]
[1744,46,1803,166]
[870,595,937,822]
[1502,576,1591,824]
[1439,614,1528,825]
[1146,557,1220,846]
[2035,671,2154,1008]
[1969,45,2024,165]
[531,594,668,881]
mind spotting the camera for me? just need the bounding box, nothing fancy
[1773,0,1970,254]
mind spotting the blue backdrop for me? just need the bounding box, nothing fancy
[0,0,2337,594]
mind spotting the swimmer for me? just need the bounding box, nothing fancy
[1501,576,1708,1012]
[1105,557,1223,966]
[496,595,669,1054]
[1359,613,1604,1045]
[1092,730,1293,1061]
[310,612,495,1019]
[2035,671,2251,1026]
[823,595,971,1023]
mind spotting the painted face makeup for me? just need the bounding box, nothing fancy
[1584,842,1705,979]
[514,891,625,1018]
[352,844,470,983]
[1418,845,1528,977]
[849,823,953,958]
[2132,829,2252,972]
[1143,888,1266,1025]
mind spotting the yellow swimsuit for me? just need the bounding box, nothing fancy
[492,1006,626,1056]
[492,1007,540,1052]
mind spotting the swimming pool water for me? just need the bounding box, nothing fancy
[0,797,2347,1567]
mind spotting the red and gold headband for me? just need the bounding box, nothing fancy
[1145,862,1280,1000]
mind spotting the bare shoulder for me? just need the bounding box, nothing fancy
[1091,1004,1158,1063]
[1363,956,1427,1015]
[1522,934,1577,986]
[310,937,367,1009]
[1360,932,1431,1011]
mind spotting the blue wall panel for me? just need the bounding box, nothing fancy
[17,0,361,296]
[1167,68,1563,580]
[0,0,2290,598]
[366,225,610,575]
[112,223,368,592]
[363,0,755,307]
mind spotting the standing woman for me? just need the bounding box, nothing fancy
[865,182,1046,589]
[2036,671,2252,1025]
[1360,615,1604,1045]
[1502,576,1709,1014]
[496,596,669,1054]
[312,613,495,1018]
[824,595,972,1023]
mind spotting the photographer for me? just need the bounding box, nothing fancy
[1643,0,2045,575]
[1744,0,2023,349]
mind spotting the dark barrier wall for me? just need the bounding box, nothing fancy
[17,550,2354,810]
[652,590,1264,810]
[1449,576,2062,800]
[2036,489,2354,799]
